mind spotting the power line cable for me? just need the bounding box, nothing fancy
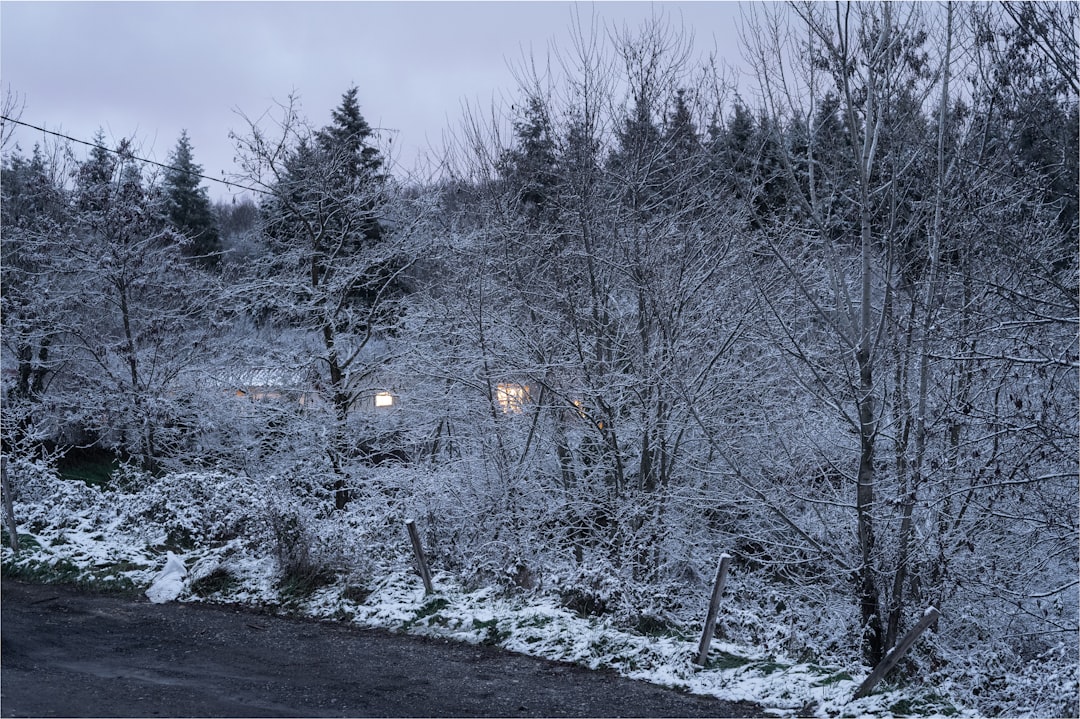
[0,115,271,196]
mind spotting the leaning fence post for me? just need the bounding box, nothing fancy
[853,606,940,699]
[405,519,434,595]
[695,553,732,666]
[1,455,19,553]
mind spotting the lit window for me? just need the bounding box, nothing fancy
[374,391,396,408]
[572,399,603,428]
[496,383,530,414]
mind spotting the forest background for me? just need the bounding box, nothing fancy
[2,3,1076,716]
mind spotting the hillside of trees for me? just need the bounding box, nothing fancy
[2,3,1076,715]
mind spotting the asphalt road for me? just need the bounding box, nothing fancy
[0,579,766,718]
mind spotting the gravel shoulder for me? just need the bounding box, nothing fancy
[0,579,765,718]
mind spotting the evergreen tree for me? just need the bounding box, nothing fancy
[663,88,698,162]
[163,130,221,266]
[1,142,70,452]
[988,3,1078,235]
[238,89,408,510]
[498,94,559,217]
[316,85,384,244]
[75,129,116,214]
[609,93,665,216]
[316,85,383,189]
[263,86,385,258]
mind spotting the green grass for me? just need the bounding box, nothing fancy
[812,670,854,686]
[190,567,240,597]
[756,659,788,675]
[276,567,336,602]
[1,530,42,552]
[704,649,755,670]
[633,613,690,640]
[700,649,791,675]
[888,693,960,717]
[472,617,510,646]
[56,447,119,487]
[402,595,450,630]
[1,554,142,595]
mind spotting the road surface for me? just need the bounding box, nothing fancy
[1,579,765,717]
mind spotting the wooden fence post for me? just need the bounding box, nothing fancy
[1,455,19,553]
[853,607,940,699]
[406,519,434,595]
[695,553,732,666]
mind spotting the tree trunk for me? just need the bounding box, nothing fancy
[856,347,884,665]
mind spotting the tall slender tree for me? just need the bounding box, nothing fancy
[232,89,422,510]
[162,130,221,266]
[1,142,70,455]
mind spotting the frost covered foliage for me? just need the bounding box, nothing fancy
[930,640,1079,719]
[2,4,1077,717]
[119,471,263,550]
[5,459,1080,716]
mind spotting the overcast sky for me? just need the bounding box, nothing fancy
[2,1,748,198]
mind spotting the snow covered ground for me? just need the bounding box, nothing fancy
[0,462,997,718]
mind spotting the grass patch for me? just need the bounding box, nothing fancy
[704,650,755,670]
[93,559,151,574]
[633,613,688,639]
[1,530,42,552]
[1,555,141,595]
[473,617,510,646]
[56,446,119,487]
[3,556,83,584]
[276,567,336,601]
[343,585,373,604]
[416,596,450,618]
[159,527,197,552]
[559,587,610,617]
[755,659,789,675]
[332,607,356,622]
[888,693,960,717]
[190,567,240,597]
[813,670,853,686]
[402,596,450,630]
[700,649,789,675]
[588,636,641,671]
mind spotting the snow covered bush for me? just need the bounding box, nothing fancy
[931,639,1079,718]
[120,470,262,550]
[4,456,78,505]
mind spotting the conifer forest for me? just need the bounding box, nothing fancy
[2,3,1077,716]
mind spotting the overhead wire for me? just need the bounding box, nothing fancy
[0,115,272,196]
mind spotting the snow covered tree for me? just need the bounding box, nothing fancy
[498,94,559,219]
[424,14,761,596]
[59,137,220,471]
[739,2,1077,678]
[741,0,955,666]
[162,130,221,267]
[230,90,426,510]
[214,195,262,267]
[1,141,71,456]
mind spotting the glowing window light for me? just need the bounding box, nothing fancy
[572,399,603,429]
[495,383,530,414]
[374,391,396,408]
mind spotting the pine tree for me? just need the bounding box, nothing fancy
[163,130,221,266]
[663,88,698,161]
[498,94,559,215]
[1,142,69,447]
[316,85,383,190]
[236,89,408,510]
[75,129,116,214]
